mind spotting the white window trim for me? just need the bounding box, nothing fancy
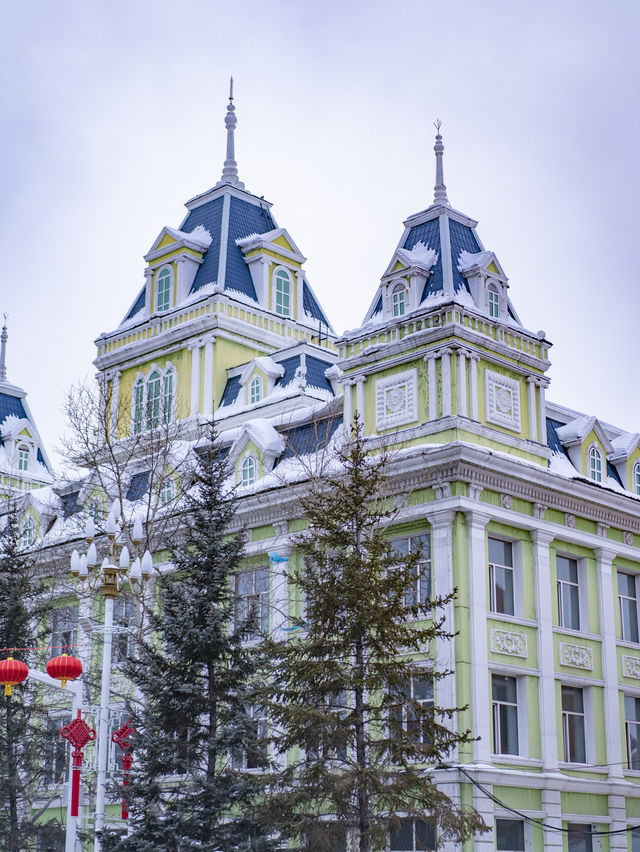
[248,375,264,405]
[488,536,523,618]
[130,362,177,435]
[490,668,529,759]
[618,571,640,644]
[155,265,173,314]
[560,683,594,766]
[487,281,501,320]
[556,553,588,633]
[273,266,292,317]
[587,442,604,483]
[240,453,258,487]
[633,461,640,496]
[494,814,532,851]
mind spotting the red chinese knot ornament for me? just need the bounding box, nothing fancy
[112,720,136,819]
[0,657,29,696]
[46,653,82,689]
[60,709,96,816]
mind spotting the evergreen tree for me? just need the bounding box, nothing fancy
[0,505,60,851]
[261,426,486,852]
[102,431,278,851]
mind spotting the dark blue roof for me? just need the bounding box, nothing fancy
[275,356,301,388]
[448,220,481,294]
[182,194,276,300]
[180,196,224,293]
[219,375,241,407]
[404,219,442,301]
[126,471,150,502]
[546,418,569,457]
[303,283,330,326]
[306,356,334,393]
[0,392,27,426]
[124,286,146,322]
[61,491,81,518]
[372,294,383,316]
[280,417,342,461]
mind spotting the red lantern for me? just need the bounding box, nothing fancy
[46,653,82,689]
[0,657,29,696]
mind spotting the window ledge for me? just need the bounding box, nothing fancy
[487,613,537,628]
[617,639,640,651]
[552,627,602,642]
[490,754,543,767]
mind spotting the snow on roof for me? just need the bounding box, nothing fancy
[396,241,438,272]
[556,416,597,445]
[457,249,496,273]
[610,432,640,458]
[187,225,212,247]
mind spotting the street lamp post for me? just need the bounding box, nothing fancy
[70,502,154,852]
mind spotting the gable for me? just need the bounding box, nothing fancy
[158,233,176,249]
[273,234,295,252]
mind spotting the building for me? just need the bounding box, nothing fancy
[18,91,640,850]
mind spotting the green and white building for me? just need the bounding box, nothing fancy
[17,92,640,850]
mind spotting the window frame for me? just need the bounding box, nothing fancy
[487,283,500,319]
[274,268,291,317]
[156,266,172,313]
[618,571,640,643]
[556,553,586,632]
[625,694,640,771]
[495,817,527,851]
[131,364,176,436]
[390,533,431,609]
[566,822,594,852]
[234,565,270,640]
[112,596,136,664]
[51,605,78,656]
[241,454,257,487]
[17,444,30,471]
[389,671,435,749]
[561,684,588,764]
[488,537,522,618]
[232,703,269,771]
[634,461,640,496]
[21,515,35,548]
[389,817,436,851]
[588,444,603,483]
[491,673,519,756]
[392,281,408,318]
[249,375,263,405]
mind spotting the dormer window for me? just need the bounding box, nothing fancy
[21,516,35,548]
[159,476,175,505]
[589,445,603,483]
[17,445,29,471]
[156,268,172,313]
[488,283,500,319]
[392,282,408,317]
[274,269,291,317]
[249,376,263,404]
[147,370,162,430]
[241,455,257,487]
[634,461,640,496]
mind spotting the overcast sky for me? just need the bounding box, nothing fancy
[1,0,639,467]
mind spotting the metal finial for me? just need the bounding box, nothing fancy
[215,77,245,189]
[433,119,449,206]
[0,314,8,382]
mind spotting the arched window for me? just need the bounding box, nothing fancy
[274,270,291,317]
[21,516,35,548]
[241,455,257,487]
[146,371,161,430]
[392,282,407,317]
[133,378,145,435]
[634,461,640,496]
[488,284,500,319]
[17,445,29,471]
[589,445,603,483]
[249,376,263,404]
[157,268,171,313]
[163,369,175,424]
[86,498,104,524]
[159,477,175,505]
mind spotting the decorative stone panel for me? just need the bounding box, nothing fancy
[559,643,593,670]
[490,629,527,658]
[623,655,640,679]
[625,532,634,547]
[484,370,521,431]
[375,369,418,431]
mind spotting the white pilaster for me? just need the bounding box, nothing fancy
[202,336,215,416]
[341,379,353,433]
[144,267,152,315]
[425,353,437,420]
[469,354,479,421]
[526,377,537,442]
[465,508,492,763]
[189,342,202,416]
[537,381,547,445]
[457,349,467,417]
[269,540,293,638]
[354,375,366,430]
[608,794,628,851]
[532,529,558,771]
[109,370,121,438]
[441,348,452,417]
[472,780,495,851]
[596,547,624,780]
[295,270,305,322]
[541,788,564,851]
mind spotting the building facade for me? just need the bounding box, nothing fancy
[16,92,640,850]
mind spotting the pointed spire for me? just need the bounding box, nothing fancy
[0,315,7,383]
[433,119,449,206]
[216,76,245,190]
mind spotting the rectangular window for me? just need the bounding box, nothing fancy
[567,823,593,852]
[557,555,581,630]
[234,566,269,639]
[390,674,434,746]
[625,695,640,770]
[389,818,435,851]
[391,534,431,607]
[232,704,268,770]
[619,572,639,643]
[305,825,347,851]
[50,605,78,655]
[112,596,136,663]
[488,538,514,616]
[632,827,640,852]
[496,818,525,851]
[41,715,70,788]
[562,686,586,763]
[492,675,519,755]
